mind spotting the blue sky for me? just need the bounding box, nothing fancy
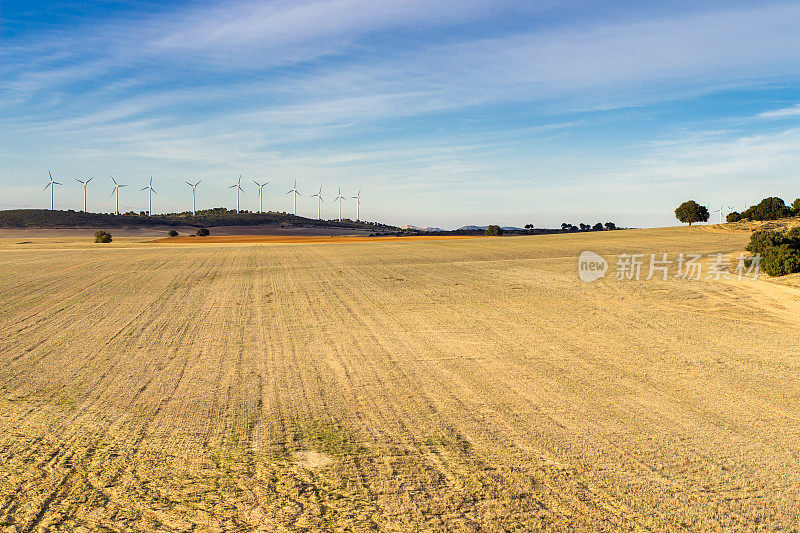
[2,0,800,228]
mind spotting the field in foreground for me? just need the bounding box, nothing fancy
[1,226,800,531]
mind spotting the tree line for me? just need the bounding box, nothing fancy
[675,197,800,225]
[0,208,395,231]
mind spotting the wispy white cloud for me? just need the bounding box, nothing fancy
[758,104,800,119]
[4,1,800,226]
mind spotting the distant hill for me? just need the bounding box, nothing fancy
[401,225,445,232]
[0,208,397,231]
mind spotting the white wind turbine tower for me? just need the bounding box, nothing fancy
[254,180,269,213]
[186,180,201,216]
[310,186,324,220]
[75,177,92,212]
[351,189,361,221]
[44,171,61,210]
[110,177,126,215]
[229,175,244,212]
[334,187,346,221]
[711,205,721,225]
[287,180,300,215]
[141,176,157,215]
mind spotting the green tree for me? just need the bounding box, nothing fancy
[792,198,800,214]
[485,225,503,236]
[675,200,710,226]
[94,230,112,243]
[168,229,179,237]
[196,227,210,236]
[742,197,792,221]
[726,211,742,223]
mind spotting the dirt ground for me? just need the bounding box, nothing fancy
[0,223,374,242]
[151,234,483,244]
[1,226,800,531]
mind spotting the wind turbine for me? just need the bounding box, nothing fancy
[141,176,157,215]
[110,177,126,215]
[254,180,269,213]
[351,189,361,221]
[75,177,92,212]
[711,205,721,225]
[287,180,300,215]
[334,187,346,221]
[310,186,324,220]
[44,171,61,210]
[229,175,244,212]
[186,180,201,216]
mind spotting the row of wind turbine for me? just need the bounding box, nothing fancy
[43,172,363,220]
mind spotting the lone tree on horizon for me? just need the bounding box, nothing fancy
[675,200,710,226]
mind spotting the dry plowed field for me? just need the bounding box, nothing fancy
[2,227,800,531]
[150,235,483,244]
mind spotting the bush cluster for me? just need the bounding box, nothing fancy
[94,230,112,243]
[746,228,800,276]
[485,225,503,236]
[726,211,742,223]
[196,227,210,237]
[742,197,794,221]
[168,229,179,237]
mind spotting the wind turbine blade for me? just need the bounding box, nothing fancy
[152,189,157,194]
[230,184,237,188]
[87,177,93,183]
[44,183,51,190]
[141,187,148,191]
[54,182,61,185]
[49,170,53,180]
[111,176,117,185]
[254,180,259,186]
[186,182,193,186]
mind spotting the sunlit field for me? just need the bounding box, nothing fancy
[2,227,799,531]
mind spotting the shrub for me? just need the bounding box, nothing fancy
[675,200,709,225]
[94,230,112,243]
[761,245,800,277]
[787,226,800,248]
[168,229,179,237]
[726,211,742,223]
[742,197,792,221]
[745,230,787,255]
[485,225,503,236]
[196,227,210,237]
